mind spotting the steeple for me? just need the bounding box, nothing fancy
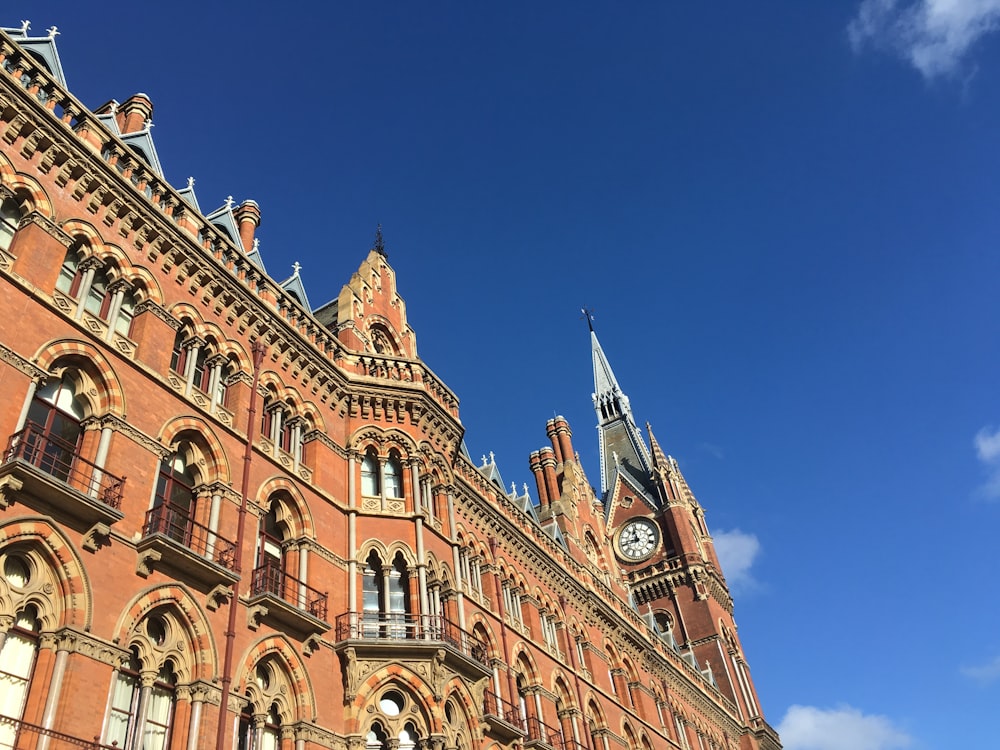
[589,315,652,498]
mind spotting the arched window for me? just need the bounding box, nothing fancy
[278,401,295,453]
[361,450,380,496]
[0,196,23,251]
[361,550,411,637]
[169,328,189,376]
[24,375,86,483]
[152,449,197,543]
[384,453,403,499]
[55,246,83,296]
[0,605,40,747]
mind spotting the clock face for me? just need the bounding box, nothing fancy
[618,518,659,561]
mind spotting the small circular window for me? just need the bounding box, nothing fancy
[3,555,30,588]
[256,663,271,690]
[379,690,405,716]
[146,616,167,646]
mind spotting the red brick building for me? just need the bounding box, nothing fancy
[0,22,780,750]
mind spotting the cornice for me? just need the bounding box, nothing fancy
[0,341,46,380]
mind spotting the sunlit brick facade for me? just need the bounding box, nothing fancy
[0,23,780,750]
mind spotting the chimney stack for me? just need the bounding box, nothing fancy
[234,200,261,253]
[118,93,153,134]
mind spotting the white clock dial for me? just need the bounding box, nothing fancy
[618,519,659,561]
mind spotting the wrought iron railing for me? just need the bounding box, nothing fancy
[142,504,237,571]
[0,714,120,749]
[526,716,565,750]
[483,691,527,733]
[334,612,488,666]
[251,558,328,621]
[4,424,126,508]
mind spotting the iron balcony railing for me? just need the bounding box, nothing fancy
[335,612,488,666]
[525,716,566,750]
[483,691,527,733]
[4,423,126,508]
[0,715,121,749]
[251,558,328,621]
[142,503,237,571]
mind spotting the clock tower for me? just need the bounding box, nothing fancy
[589,316,774,744]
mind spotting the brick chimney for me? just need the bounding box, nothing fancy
[117,93,153,134]
[233,200,261,253]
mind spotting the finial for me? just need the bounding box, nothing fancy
[581,307,596,332]
[224,195,234,209]
[47,26,59,38]
[372,224,387,257]
[523,483,529,496]
[489,450,496,465]
[481,454,487,465]
[292,261,301,276]
[511,481,517,495]
[252,238,259,252]
[19,21,29,34]
[186,176,195,190]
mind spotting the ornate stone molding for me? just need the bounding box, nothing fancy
[98,413,169,458]
[0,341,46,380]
[51,626,129,667]
[134,299,179,329]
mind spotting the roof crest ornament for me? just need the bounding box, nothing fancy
[19,20,29,34]
[47,26,59,39]
[224,195,234,210]
[581,306,596,332]
[186,177,195,189]
[372,224,386,257]
[292,261,301,277]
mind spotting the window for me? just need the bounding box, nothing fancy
[256,500,284,597]
[152,450,196,544]
[0,606,40,746]
[0,197,23,251]
[107,651,177,750]
[361,451,380,496]
[24,376,86,482]
[361,550,410,638]
[540,612,559,651]
[170,329,189,376]
[384,454,403,498]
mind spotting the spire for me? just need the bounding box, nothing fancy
[590,320,651,497]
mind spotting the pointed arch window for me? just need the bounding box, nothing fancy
[384,453,403,499]
[361,551,411,638]
[169,328,190,377]
[24,375,86,483]
[0,196,24,251]
[152,449,197,544]
[361,450,380,496]
[0,606,40,746]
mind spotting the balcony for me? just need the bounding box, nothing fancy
[136,503,239,588]
[525,717,565,750]
[0,425,125,537]
[0,714,119,749]
[247,558,329,636]
[333,612,492,681]
[482,691,527,742]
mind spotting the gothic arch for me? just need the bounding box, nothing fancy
[0,516,92,630]
[3,170,53,218]
[158,416,231,485]
[34,339,126,416]
[256,477,315,539]
[349,666,437,735]
[237,635,317,724]
[114,583,218,682]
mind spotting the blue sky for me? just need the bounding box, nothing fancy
[15,2,1000,747]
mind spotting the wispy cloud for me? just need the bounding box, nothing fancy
[961,654,1000,683]
[974,426,1000,498]
[848,0,1000,79]
[712,529,760,592]
[777,704,912,750]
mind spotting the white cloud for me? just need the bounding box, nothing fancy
[712,529,760,591]
[961,654,1000,683]
[777,704,912,750]
[974,426,1000,498]
[848,0,1000,78]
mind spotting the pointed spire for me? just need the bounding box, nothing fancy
[372,224,387,257]
[590,320,651,496]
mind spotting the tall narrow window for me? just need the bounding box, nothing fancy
[56,247,83,296]
[384,454,403,499]
[152,450,196,544]
[361,451,380,496]
[0,606,40,746]
[25,376,85,483]
[0,197,22,251]
[388,553,409,637]
[141,662,176,750]
[106,649,142,748]
[169,329,189,376]
[83,267,111,317]
[258,501,284,597]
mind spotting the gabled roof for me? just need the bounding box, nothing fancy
[205,199,267,271]
[277,263,312,311]
[120,127,165,178]
[3,22,67,88]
